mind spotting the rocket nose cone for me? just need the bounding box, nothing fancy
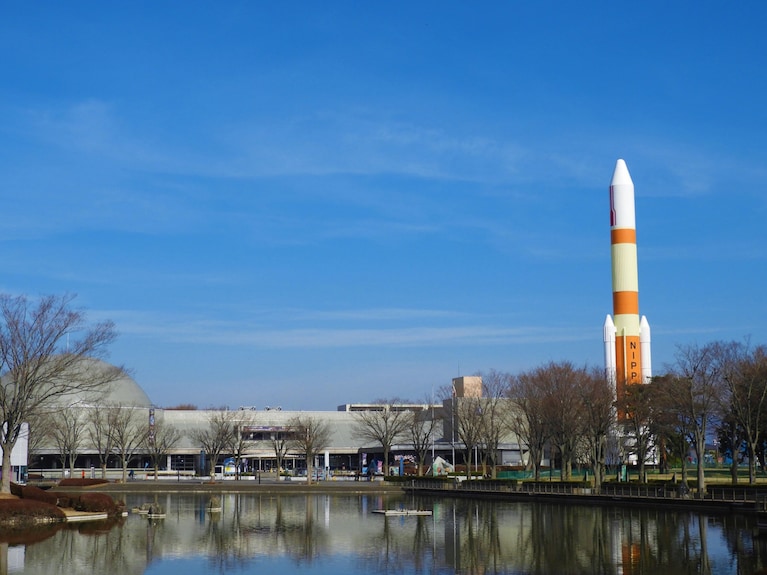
[640,315,651,338]
[611,159,633,187]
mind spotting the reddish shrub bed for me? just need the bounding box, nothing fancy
[58,478,110,487]
[54,494,74,508]
[72,492,119,514]
[10,484,58,505]
[0,498,65,523]
[0,498,65,538]
[48,491,119,514]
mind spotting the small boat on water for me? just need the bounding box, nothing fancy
[372,509,432,517]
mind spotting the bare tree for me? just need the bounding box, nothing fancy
[653,373,694,486]
[476,370,512,479]
[270,428,292,479]
[289,415,332,484]
[109,407,149,482]
[716,412,743,485]
[87,405,116,479]
[718,341,767,484]
[617,379,656,480]
[508,370,550,481]
[26,420,48,471]
[190,411,237,479]
[353,398,411,476]
[671,343,726,497]
[453,394,486,480]
[143,418,182,480]
[0,294,123,493]
[47,408,85,478]
[539,361,588,481]
[404,402,440,476]
[578,367,616,490]
[226,411,257,480]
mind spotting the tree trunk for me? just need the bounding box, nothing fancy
[1,447,12,493]
[465,449,472,480]
[637,443,647,481]
[594,461,604,491]
[592,437,606,491]
[659,439,668,474]
[530,447,542,482]
[695,433,706,498]
[275,453,283,480]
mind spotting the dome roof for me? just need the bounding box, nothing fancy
[43,357,153,408]
[99,363,153,407]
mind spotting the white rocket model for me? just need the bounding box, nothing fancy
[604,159,652,399]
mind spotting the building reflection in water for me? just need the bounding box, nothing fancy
[4,493,767,574]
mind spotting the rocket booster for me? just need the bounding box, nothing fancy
[604,159,651,398]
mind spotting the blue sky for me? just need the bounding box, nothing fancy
[2,3,766,409]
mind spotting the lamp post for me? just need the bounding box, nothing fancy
[431,386,435,465]
[451,381,456,466]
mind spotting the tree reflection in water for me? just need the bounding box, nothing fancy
[8,492,767,575]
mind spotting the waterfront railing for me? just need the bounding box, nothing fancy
[405,478,767,510]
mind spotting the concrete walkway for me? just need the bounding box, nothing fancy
[59,477,404,496]
[59,507,109,522]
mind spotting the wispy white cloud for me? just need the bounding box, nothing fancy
[294,308,466,322]
[102,307,589,349]
[9,97,765,264]
[29,99,117,153]
[634,141,767,200]
[15,99,537,185]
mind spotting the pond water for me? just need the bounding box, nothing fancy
[5,492,767,574]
